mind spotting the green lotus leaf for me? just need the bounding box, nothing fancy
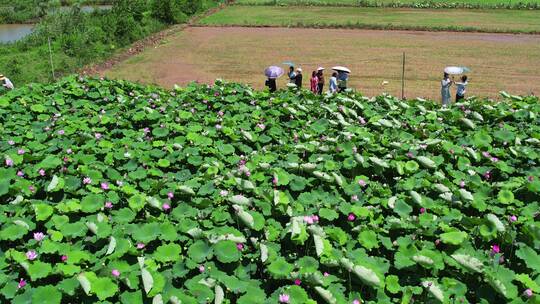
[214,240,241,263]
[440,231,468,245]
[154,243,182,263]
[31,285,62,304]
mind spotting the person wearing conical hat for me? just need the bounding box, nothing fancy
[0,75,14,90]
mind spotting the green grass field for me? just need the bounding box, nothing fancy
[199,6,540,33]
[234,0,540,8]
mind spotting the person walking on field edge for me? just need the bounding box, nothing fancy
[441,72,452,106]
[329,72,338,94]
[316,68,325,94]
[0,74,14,90]
[310,71,318,93]
[455,75,468,102]
[288,66,296,84]
[265,77,277,93]
[295,68,303,88]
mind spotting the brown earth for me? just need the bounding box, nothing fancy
[102,26,540,99]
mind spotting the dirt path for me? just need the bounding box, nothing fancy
[103,26,540,99]
[80,5,225,76]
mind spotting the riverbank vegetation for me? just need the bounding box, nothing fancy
[0,0,220,85]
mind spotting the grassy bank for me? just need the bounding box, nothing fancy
[234,0,540,9]
[0,0,221,86]
[198,6,540,34]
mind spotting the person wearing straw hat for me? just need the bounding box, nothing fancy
[294,68,303,88]
[310,71,319,94]
[316,67,325,94]
[0,74,14,90]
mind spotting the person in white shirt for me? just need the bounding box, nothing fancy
[441,72,452,106]
[0,75,14,90]
[329,72,338,93]
[455,75,468,102]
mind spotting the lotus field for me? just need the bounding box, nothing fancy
[1,76,540,304]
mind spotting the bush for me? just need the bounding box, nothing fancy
[150,0,189,24]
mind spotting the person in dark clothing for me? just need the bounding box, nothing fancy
[294,68,303,88]
[265,78,277,93]
[316,68,325,94]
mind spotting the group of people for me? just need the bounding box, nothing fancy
[0,74,14,91]
[441,72,468,106]
[266,65,349,94]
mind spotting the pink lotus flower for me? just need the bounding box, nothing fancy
[104,201,113,209]
[111,269,120,277]
[162,203,171,211]
[257,123,266,130]
[351,195,359,201]
[483,171,491,180]
[359,117,366,125]
[245,171,251,177]
[304,216,314,225]
[312,215,319,222]
[57,130,65,135]
[491,244,500,254]
[323,272,330,277]
[215,124,222,130]
[529,176,534,182]
[17,171,24,177]
[236,243,244,251]
[198,265,205,273]
[420,208,426,214]
[8,140,15,145]
[100,182,109,190]
[137,243,145,249]
[482,151,490,158]
[294,279,301,285]
[29,185,35,192]
[358,179,367,187]
[83,177,92,184]
[348,213,356,221]
[26,250,37,261]
[459,180,465,188]
[279,294,290,303]
[38,169,45,176]
[218,111,224,117]
[94,133,102,139]
[491,157,499,162]
[17,149,25,155]
[66,148,73,154]
[406,152,414,158]
[435,239,441,246]
[524,289,533,298]
[272,177,278,186]
[17,279,26,289]
[509,215,517,222]
[220,190,228,196]
[353,300,361,304]
[61,255,68,262]
[33,232,45,242]
[167,192,174,199]
[214,92,220,97]
[5,158,13,167]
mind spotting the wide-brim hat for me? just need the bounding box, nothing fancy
[317,67,325,71]
[296,68,302,72]
[0,75,5,81]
